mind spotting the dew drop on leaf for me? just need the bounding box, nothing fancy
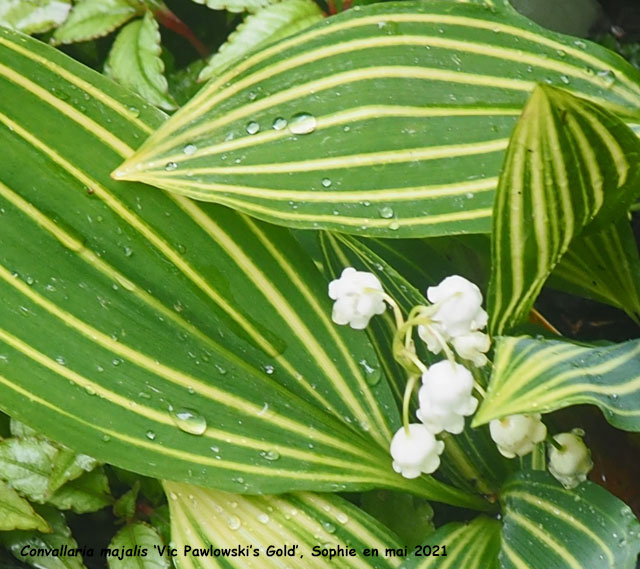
[246,121,260,135]
[289,113,317,135]
[171,408,207,436]
[165,162,178,171]
[272,117,287,130]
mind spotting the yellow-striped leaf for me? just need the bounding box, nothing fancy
[500,471,640,569]
[319,232,513,497]
[164,481,403,569]
[0,27,488,508]
[488,85,640,335]
[399,516,500,569]
[113,1,640,238]
[474,335,640,431]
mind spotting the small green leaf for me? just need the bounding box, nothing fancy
[488,85,640,335]
[47,468,111,514]
[190,0,277,15]
[49,447,98,494]
[106,523,169,569]
[0,437,58,503]
[475,335,640,431]
[10,418,38,438]
[400,516,500,568]
[165,481,402,569]
[500,471,640,569]
[0,479,50,532]
[0,0,71,34]
[52,0,142,44]
[147,504,171,546]
[104,13,176,111]
[113,482,139,520]
[1,506,89,569]
[199,0,324,82]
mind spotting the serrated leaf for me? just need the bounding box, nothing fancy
[0,479,50,532]
[165,481,402,569]
[10,418,38,438]
[1,506,88,569]
[0,27,487,509]
[488,85,640,335]
[52,0,142,44]
[399,516,500,568]
[49,447,98,494]
[190,0,276,15]
[500,471,640,569]
[104,13,176,111]
[475,335,640,431]
[0,0,71,34]
[199,0,324,82]
[114,1,640,238]
[113,482,139,520]
[107,523,169,569]
[48,468,111,514]
[0,437,58,503]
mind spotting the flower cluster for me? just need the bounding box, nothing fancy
[327,267,593,489]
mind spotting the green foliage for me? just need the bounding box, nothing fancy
[0,0,71,34]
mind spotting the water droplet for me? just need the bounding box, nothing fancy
[227,515,241,530]
[574,39,587,49]
[246,121,260,135]
[165,162,178,171]
[257,513,270,524]
[101,434,111,442]
[183,144,197,155]
[145,430,156,440]
[597,69,616,87]
[124,246,133,257]
[556,49,566,58]
[321,177,332,188]
[115,274,136,291]
[272,117,287,130]
[128,106,140,118]
[388,221,400,230]
[55,356,66,366]
[84,385,96,395]
[289,113,316,135]
[378,206,394,219]
[171,408,207,436]
[264,364,275,375]
[336,513,348,524]
[559,75,570,85]
[260,449,281,461]
[322,521,336,533]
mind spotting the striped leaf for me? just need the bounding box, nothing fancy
[474,335,640,431]
[164,481,403,569]
[488,85,640,335]
[399,516,500,569]
[0,27,489,509]
[319,232,513,497]
[113,1,640,238]
[500,471,640,569]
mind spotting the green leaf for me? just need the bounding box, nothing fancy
[488,85,640,336]
[49,447,98,494]
[550,219,640,320]
[113,482,139,520]
[198,0,324,82]
[104,13,176,111]
[500,471,640,569]
[399,516,500,568]
[107,523,169,569]
[164,481,402,568]
[1,506,88,569]
[47,468,111,514]
[52,0,142,45]
[0,479,50,532]
[0,0,71,34]
[475,335,640,431]
[0,437,58,503]
[190,0,277,15]
[114,1,640,238]
[0,27,486,509]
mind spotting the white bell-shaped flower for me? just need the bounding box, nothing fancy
[489,413,547,458]
[328,267,386,329]
[416,322,450,355]
[452,331,491,367]
[426,275,488,337]
[417,361,478,434]
[548,431,593,489]
[390,423,445,479]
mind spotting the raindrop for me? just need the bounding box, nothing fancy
[260,449,281,461]
[597,69,616,87]
[321,177,332,188]
[264,364,275,375]
[272,117,288,130]
[289,112,317,135]
[165,162,178,171]
[115,274,136,291]
[84,385,96,396]
[124,247,133,257]
[556,49,566,58]
[559,75,570,85]
[257,513,270,524]
[388,221,400,230]
[171,408,207,436]
[145,430,156,440]
[322,521,336,534]
[214,363,227,375]
[101,434,111,442]
[336,513,349,524]
[378,206,394,219]
[183,144,197,155]
[246,121,260,135]
[227,515,241,530]
[55,356,66,366]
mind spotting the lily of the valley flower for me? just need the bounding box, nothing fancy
[328,267,386,329]
[489,413,547,458]
[548,431,593,489]
[390,423,445,479]
[451,331,491,367]
[417,361,478,434]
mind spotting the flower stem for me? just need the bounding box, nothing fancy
[547,435,564,452]
[403,374,420,433]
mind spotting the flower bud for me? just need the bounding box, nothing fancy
[548,431,593,489]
